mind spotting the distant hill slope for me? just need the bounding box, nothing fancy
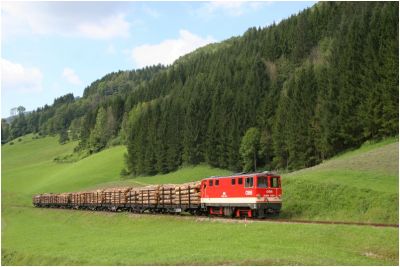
[282,137,398,223]
[2,134,124,207]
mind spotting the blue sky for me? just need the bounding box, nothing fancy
[1,1,316,117]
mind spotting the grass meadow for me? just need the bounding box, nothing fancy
[1,134,399,265]
[282,138,398,223]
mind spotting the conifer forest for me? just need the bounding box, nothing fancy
[2,2,398,175]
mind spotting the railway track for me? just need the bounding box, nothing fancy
[36,206,399,228]
[231,218,399,228]
[125,210,399,228]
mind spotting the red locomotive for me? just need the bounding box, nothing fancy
[200,172,282,218]
[33,172,282,219]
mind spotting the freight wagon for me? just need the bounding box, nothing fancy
[33,172,282,218]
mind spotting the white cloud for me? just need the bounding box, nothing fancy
[1,2,131,39]
[78,14,130,39]
[131,30,216,68]
[1,58,43,93]
[197,1,269,18]
[205,1,246,16]
[62,68,82,85]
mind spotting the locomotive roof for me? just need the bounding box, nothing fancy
[205,171,279,179]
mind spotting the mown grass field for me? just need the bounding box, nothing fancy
[2,134,399,265]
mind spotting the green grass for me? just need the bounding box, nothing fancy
[2,134,399,265]
[2,134,126,207]
[2,207,398,266]
[282,139,399,223]
[330,136,398,160]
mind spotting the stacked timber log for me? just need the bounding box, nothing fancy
[126,187,141,204]
[40,193,52,204]
[43,194,49,204]
[58,193,71,204]
[80,190,102,204]
[139,185,160,205]
[70,192,81,205]
[126,182,202,206]
[69,190,103,205]
[33,195,41,204]
[51,194,58,204]
[126,185,160,205]
[38,195,44,204]
[80,192,90,204]
[79,192,87,204]
[102,187,131,204]
[158,184,176,205]
[175,182,201,205]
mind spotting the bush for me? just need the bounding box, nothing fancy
[53,154,76,163]
[59,131,69,144]
[53,151,89,163]
[18,138,22,142]
[120,168,129,177]
[9,142,14,145]
[109,136,122,147]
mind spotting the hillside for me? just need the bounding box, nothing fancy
[1,134,124,207]
[2,135,399,265]
[282,138,399,223]
[2,1,398,177]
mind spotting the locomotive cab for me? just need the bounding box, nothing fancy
[249,174,282,217]
[255,175,281,196]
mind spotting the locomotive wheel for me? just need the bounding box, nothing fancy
[194,209,203,216]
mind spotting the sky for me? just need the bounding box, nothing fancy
[1,1,316,117]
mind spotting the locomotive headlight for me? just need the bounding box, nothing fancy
[256,194,261,199]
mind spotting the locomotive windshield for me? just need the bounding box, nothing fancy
[245,177,253,188]
[270,177,280,188]
[257,176,267,188]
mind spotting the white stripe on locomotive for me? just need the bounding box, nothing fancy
[201,197,281,204]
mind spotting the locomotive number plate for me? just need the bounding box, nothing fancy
[245,190,253,196]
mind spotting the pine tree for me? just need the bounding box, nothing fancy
[239,128,261,172]
[89,107,108,153]
[59,129,69,144]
